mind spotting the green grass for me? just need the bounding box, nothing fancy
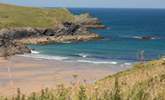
[95,59,165,100]
[0,3,75,29]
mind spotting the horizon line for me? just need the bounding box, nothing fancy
[1,2,165,9]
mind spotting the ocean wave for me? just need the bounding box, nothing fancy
[77,53,90,58]
[77,60,118,64]
[20,53,133,65]
[132,36,142,39]
[132,36,158,40]
[119,35,161,40]
[125,36,160,40]
[31,50,40,54]
[21,54,69,61]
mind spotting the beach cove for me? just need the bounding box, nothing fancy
[0,55,132,96]
[0,4,165,99]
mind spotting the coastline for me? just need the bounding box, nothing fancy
[0,4,105,57]
[0,4,164,99]
[0,55,132,96]
[0,4,110,96]
[17,33,101,45]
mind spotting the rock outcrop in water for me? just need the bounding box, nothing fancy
[140,36,156,40]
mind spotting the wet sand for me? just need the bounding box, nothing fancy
[0,56,132,96]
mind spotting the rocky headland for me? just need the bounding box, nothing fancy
[0,21,103,56]
[0,22,102,44]
[0,4,105,57]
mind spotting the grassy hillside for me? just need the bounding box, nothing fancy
[95,59,165,100]
[1,59,165,100]
[0,3,74,29]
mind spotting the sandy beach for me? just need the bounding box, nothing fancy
[0,55,132,96]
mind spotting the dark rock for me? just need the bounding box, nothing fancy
[55,22,86,36]
[141,36,155,40]
[0,27,57,39]
[42,29,55,36]
[0,19,103,39]
[0,34,31,57]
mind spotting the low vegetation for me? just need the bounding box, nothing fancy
[0,59,165,100]
[95,59,165,100]
[0,3,74,29]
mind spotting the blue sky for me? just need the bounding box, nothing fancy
[0,0,165,8]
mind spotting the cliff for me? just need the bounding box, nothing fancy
[0,4,104,56]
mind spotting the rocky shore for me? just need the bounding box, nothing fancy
[0,34,31,57]
[0,14,104,56]
[18,33,101,45]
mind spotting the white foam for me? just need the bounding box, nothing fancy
[77,53,89,58]
[132,36,159,40]
[132,36,142,39]
[31,50,40,54]
[21,54,68,61]
[150,37,160,40]
[77,60,118,64]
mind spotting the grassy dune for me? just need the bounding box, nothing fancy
[0,3,74,29]
[1,59,165,100]
[95,59,165,100]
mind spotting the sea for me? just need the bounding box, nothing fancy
[24,8,165,65]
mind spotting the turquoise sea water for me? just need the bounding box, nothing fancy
[27,8,165,64]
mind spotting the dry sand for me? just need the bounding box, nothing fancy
[0,56,132,96]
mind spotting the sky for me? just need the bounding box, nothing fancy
[0,0,165,8]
